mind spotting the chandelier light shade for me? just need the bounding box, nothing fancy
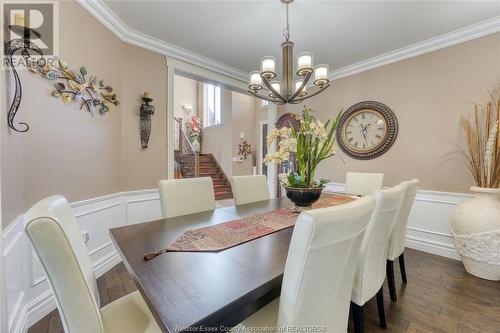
[248,0,331,105]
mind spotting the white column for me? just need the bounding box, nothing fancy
[267,104,277,198]
[166,62,175,179]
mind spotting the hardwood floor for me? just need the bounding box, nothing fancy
[28,248,500,333]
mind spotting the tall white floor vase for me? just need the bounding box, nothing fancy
[451,187,500,281]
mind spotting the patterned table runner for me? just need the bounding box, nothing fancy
[144,195,356,259]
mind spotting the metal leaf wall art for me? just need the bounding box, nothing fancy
[29,57,119,115]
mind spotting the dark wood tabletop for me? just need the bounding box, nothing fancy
[110,197,296,333]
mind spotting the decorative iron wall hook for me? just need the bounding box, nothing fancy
[140,92,155,148]
[5,24,43,132]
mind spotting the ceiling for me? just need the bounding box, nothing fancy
[103,1,500,74]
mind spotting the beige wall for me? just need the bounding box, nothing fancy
[174,75,198,120]
[120,43,167,191]
[200,88,258,177]
[1,1,167,226]
[284,33,500,193]
[231,92,256,176]
[202,89,233,176]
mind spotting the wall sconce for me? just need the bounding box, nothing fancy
[140,92,155,148]
[182,104,193,118]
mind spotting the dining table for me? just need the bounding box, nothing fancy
[109,194,342,333]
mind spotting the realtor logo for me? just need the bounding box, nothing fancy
[2,1,58,69]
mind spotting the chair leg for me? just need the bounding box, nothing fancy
[351,302,364,333]
[386,260,397,302]
[376,287,387,329]
[399,252,407,284]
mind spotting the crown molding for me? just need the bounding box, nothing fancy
[77,0,499,84]
[77,0,248,82]
[330,16,500,80]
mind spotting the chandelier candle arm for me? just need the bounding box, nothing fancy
[314,64,329,87]
[289,83,331,104]
[297,51,313,76]
[260,56,277,79]
[288,71,312,101]
[249,71,263,91]
[261,75,287,102]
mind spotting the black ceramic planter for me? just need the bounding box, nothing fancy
[284,186,324,207]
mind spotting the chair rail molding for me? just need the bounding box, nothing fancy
[3,184,471,333]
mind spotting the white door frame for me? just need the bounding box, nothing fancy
[165,57,248,179]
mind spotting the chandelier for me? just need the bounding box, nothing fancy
[248,0,330,105]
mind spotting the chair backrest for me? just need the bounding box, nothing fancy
[345,172,384,196]
[351,184,407,305]
[24,196,103,333]
[158,177,215,218]
[387,179,419,260]
[230,175,270,205]
[277,196,375,332]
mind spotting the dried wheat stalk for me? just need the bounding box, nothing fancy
[461,93,500,188]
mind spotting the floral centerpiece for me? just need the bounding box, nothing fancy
[185,115,202,151]
[264,106,342,206]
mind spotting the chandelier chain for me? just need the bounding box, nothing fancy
[282,1,290,41]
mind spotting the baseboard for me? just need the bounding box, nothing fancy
[3,185,469,332]
[94,250,122,278]
[406,235,460,260]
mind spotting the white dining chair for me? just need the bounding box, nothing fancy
[230,175,270,205]
[345,172,384,196]
[386,179,420,301]
[233,196,375,332]
[158,177,215,218]
[24,196,161,333]
[351,184,407,333]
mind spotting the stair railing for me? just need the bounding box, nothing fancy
[174,117,200,178]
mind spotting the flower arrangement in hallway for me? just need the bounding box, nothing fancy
[185,115,201,139]
[264,106,342,190]
[185,115,202,150]
[459,92,500,188]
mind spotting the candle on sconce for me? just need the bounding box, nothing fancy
[314,64,329,86]
[260,56,276,77]
[297,52,313,75]
[14,14,25,27]
[270,81,281,97]
[249,71,263,90]
[295,80,307,95]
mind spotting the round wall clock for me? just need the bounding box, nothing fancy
[336,101,398,160]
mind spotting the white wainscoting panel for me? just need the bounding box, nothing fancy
[325,183,470,260]
[3,185,470,333]
[2,190,162,333]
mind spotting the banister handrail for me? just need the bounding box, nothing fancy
[174,116,200,177]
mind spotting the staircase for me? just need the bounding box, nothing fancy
[199,154,233,200]
[175,151,232,200]
[174,117,232,200]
